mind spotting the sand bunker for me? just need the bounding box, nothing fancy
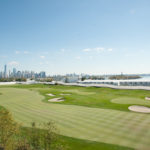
[128,105,150,113]
[48,97,64,102]
[145,97,150,101]
[60,93,71,96]
[47,93,55,96]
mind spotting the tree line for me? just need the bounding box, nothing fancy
[108,75,141,80]
[0,78,27,82]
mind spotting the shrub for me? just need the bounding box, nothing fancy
[0,109,20,150]
[0,109,66,150]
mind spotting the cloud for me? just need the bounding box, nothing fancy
[95,47,104,52]
[40,55,45,59]
[60,49,65,52]
[15,51,30,54]
[8,61,19,66]
[15,51,20,54]
[45,61,49,64]
[83,48,91,52]
[82,47,111,53]
[75,56,81,60]
[23,51,30,54]
[107,48,113,52]
[89,56,93,60]
[39,62,43,65]
[39,61,49,65]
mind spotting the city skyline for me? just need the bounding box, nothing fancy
[0,0,150,75]
[0,64,46,78]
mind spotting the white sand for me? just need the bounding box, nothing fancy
[60,93,71,96]
[48,97,64,102]
[145,97,150,101]
[128,105,150,113]
[47,93,55,96]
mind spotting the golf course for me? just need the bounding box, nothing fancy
[0,84,150,150]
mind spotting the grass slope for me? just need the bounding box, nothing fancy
[0,87,150,149]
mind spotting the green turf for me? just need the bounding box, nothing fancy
[40,85,150,112]
[0,87,150,149]
[21,127,132,150]
[111,97,150,107]
[2,84,150,111]
[60,135,133,150]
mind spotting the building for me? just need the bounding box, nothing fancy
[13,68,17,77]
[4,65,7,78]
[78,79,150,86]
[39,72,46,78]
[0,65,47,79]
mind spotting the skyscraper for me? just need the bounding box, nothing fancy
[13,68,17,77]
[4,64,7,78]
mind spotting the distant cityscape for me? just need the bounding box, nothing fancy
[0,64,46,79]
[0,64,81,82]
[1,64,150,84]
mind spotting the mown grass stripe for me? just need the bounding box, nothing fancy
[1,88,150,149]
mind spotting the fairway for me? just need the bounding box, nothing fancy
[112,97,150,106]
[0,87,150,149]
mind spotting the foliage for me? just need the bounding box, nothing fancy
[0,78,27,82]
[15,78,27,82]
[0,109,65,150]
[64,77,69,83]
[89,76,105,80]
[25,122,64,150]
[81,76,105,81]
[81,76,86,81]
[0,78,14,82]
[0,109,19,150]
[109,75,141,80]
[36,78,53,82]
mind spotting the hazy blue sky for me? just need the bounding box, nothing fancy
[0,0,150,75]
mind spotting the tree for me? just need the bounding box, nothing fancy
[81,76,86,81]
[64,77,69,83]
[0,109,19,150]
[0,109,66,150]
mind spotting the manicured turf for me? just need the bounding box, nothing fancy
[112,97,150,107]
[40,85,150,111]
[0,86,150,149]
[3,84,150,111]
[59,135,133,150]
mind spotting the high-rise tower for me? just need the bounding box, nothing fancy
[13,68,17,77]
[4,64,7,78]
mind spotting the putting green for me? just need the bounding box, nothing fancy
[1,88,150,149]
[111,97,150,106]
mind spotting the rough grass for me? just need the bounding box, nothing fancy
[0,86,150,149]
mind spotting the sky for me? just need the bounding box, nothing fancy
[0,0,150,75]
